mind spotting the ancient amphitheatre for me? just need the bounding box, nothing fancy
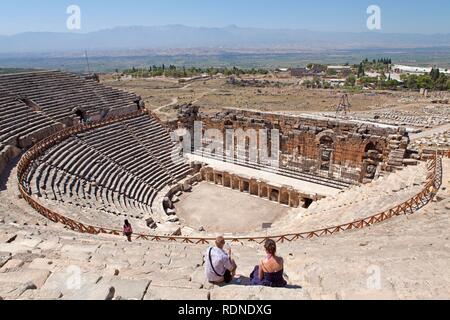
[0,70,449,300]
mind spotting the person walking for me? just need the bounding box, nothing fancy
[123,220,133,242]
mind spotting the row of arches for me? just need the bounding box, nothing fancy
[200,167,316,209]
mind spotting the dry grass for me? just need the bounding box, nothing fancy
[102,75,434,119]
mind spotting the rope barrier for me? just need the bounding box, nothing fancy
[16,114,445,245]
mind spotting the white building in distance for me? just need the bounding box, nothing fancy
[393,64,450,75]
[327,65,352,70]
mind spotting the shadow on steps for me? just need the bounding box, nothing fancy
[0,154,23,192]
[223,275,302,289]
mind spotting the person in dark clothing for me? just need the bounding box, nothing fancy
[123,220,133,242]
[250,239,287,287]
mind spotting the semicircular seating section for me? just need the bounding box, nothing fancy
[0,95,64,174]
[0,70,140,123]
[23,114,192,230]
[0,70,142,175]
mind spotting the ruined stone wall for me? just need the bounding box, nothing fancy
[169,105,410,183]
[198,166,321,208]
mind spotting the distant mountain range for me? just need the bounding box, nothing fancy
[0,25,450,55]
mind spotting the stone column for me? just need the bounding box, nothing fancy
[208,170,214,182]
[288,190,292,208]
[257,181,262,198]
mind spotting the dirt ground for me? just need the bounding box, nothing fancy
[175,182,290,233]
[102,75,443,121]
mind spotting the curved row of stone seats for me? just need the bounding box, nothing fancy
[76,126,176,190]
[0,71,140,123]
[25,114,191,229]
[33,163,152,217]
[1,156,448,300]
[0,95,63,149]
[0,70,144,178]
[121,116,189,181]
[0,95,62,175]
[270,161,430,234]
[1,158,449,300]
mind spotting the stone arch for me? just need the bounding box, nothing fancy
[242,180,250,193]
[224,120,233,126]
[215,173,223,185]
[319,135,334,148]
[317,130,335,171]
[316,130,336,146]
[363,140,385,160]
[364,140,383,153]
[270,189,279,202]
[365,141,376,152]
[361,140,384,181]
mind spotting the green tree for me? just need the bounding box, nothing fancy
[345,75,356,87]
[302,80,312,88]
[357,63,365,77]
[430,67,440,82]
[417,75,433,89]
[406,74,418,90]
[313,76,321,88]
[327,68,337,76]
[435,74,448,91]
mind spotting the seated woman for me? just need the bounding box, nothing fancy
[250,239,287,287]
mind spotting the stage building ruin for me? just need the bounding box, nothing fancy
[169,105,411,184]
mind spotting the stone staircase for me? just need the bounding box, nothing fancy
[270,160,430,234]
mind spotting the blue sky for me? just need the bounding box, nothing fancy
[0,0,449,35]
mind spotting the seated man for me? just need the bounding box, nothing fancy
[205,236,237,284]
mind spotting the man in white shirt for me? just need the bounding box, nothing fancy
[205,236,237,284]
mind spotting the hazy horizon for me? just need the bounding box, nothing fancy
[1,0,450,35]
[1,1,449,71]
[3,24,450,37]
